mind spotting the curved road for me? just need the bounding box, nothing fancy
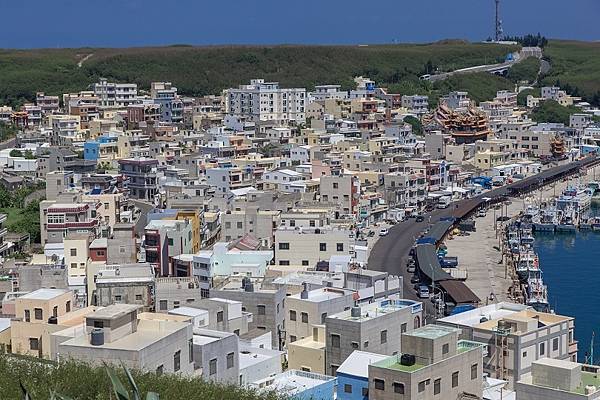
[368,156,600,308]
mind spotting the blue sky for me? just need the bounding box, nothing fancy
[1,0,598,48]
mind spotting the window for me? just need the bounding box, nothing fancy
[217,311,224,323]
[319,243,327,251]
[225,222,231,229]
[380,330,387,344]
[553,337,559,351]
[70,248,77,257]
[257,305,266,315]
[336,243,344,252]
[279,260,290,266]
[278,242,290,250]
[540,342,545,356]
[401,323,407,333]
[442,343,449,354]
[362,387,369,397]
[321,312,327,324]
[523,351,527,358]
[114,295,122,302]
[66,301,71,313]
[302,260,309,266]
[29,338,39,351]
[471,363,478,380]
[289,220,295,227]
[309,220,315,227]
[135,294,142,301]
[173,301,180,309]
[394,382,405,394]
[94,320,104,328]
[344,384,352,393]
[452,372,459,388]
[159,300,168,311]
[24,309,30,322]
[173,350,181,372]
[156,365,164,375]
[290,310,296,321]
[189,339,194,362]
[374,379,385,391]
[301,312,308,323]
[52,306,58,318]
[351,342,359,349]
[34,308,43,320]
[237,222,243,229]
[434,378,441,395]
[364,340,369,348]
[209,358,217,375]
[333,182,339,189]
[168,238,174,246]
[331,334,341,348]
[290,335,297,342]
[418,380,426,393]
[227,352,234,369]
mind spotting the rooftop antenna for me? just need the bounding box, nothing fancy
[494,0,503,42]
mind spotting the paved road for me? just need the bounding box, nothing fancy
[368,156,600,317]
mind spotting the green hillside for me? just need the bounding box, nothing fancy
[1,40,598,109]
[0,42,516,107]
[541,40,600,104]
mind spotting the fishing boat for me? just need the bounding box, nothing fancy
[526,277,550,313]
[556,208,577,232]
[556,186,593,212]
[591,217,600,231]
[532,208,557,232]
[588,181,600,196]
[520,224,535,245]
[516,251,539,281]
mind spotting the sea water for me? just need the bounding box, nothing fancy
[533,205,600,363]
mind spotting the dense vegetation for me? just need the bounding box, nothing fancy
[530,100,581,125]
[0,122,18,141]
[0,183,45,243]
[517,88,540,106]
[0,42,516,107]
[541,40,600,105]
[503,33,548,48]
[0,355,279,400]
[507,57,541,84]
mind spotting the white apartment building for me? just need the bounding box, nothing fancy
[401,95,429,114]
[93,78,138,108]
[438,302,577,388]
[225,79,306,123]
[285,286,356,344]
[274,227,351,268]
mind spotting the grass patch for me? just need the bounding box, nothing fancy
[0,354,280,400]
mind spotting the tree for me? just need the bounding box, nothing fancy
[24,150,35,159]
[9,149,23,158]
[404,115,423,136]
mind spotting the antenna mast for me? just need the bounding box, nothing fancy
[495,0,503,42]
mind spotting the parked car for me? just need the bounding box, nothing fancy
[407,264,416,273]
[410,275,420,284]
[416,215,425,222]
[417,285,430,299]
[477,209,486,218]
[379,228,389,236]
[367,231,375,237]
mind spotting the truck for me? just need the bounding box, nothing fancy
[492,175,507,186]
[470,176,492,190]
[437,196,452,209]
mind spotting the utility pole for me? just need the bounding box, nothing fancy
[495,0,503,42]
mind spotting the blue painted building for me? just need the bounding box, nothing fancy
[252,370,336,400]
[83,135,118,161]
[337,351,388,400]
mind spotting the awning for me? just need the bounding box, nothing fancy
[416,244,453,282]
[439,280,480,305]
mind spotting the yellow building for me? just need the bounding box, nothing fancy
[175,209,202,253]
[475,150,507,169]
[287,325,326,374]
[11,288,98,358]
